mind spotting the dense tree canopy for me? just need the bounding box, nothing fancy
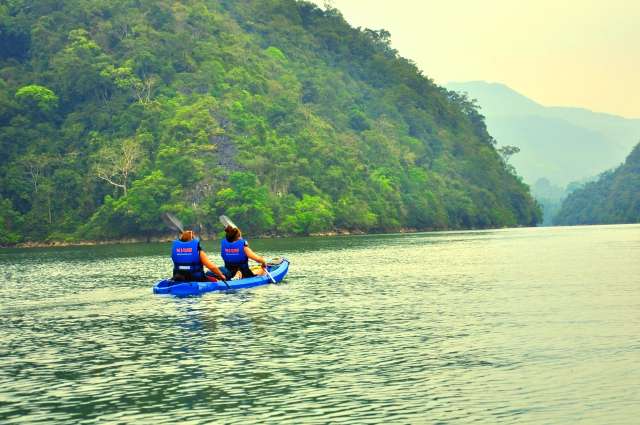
[555,143,640,225]
[0,0,540,244]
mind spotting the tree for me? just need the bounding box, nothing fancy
[334,195,376,230]
[116,171,172,235]
[20,153,59,230]
[51,29,111,101]
[15,85,58,116]
[84,171,173,239]
[497,145,520,165]
[213,172,274,234]
[283,195,334,235]
[101,64,159,105]
[92,137,144,196]
[0,197,22,244]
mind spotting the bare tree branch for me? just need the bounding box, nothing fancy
[91,137,144,196]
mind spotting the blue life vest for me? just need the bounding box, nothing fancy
[221,238,248,265]
[171,238,204,280]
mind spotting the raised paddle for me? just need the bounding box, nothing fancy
[161,212,184,233]
[219,214,237,229]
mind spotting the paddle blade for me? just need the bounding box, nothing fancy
[162,212,184,233]
[219,215,237,229]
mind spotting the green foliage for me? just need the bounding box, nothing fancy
[84,171,173,238]
[0,197,22,245]
[15,85,58,115]
[555,142,640,225]
[283,195,334,235]
[334,195,377,230]
[213,172,275,234]
[156,146,204,188]
[265,46,287,62]
[348,109,370,131]
[118,171,173,233]
[0,0,541,245]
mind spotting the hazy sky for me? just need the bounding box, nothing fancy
[312,0,640,118]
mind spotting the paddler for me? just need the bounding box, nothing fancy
[171,230,226,282]
[220,223,268,280]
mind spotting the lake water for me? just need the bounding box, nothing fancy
[1,225,639,424]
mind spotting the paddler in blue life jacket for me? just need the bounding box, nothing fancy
[220,225,267,280]
[171,230,226,282]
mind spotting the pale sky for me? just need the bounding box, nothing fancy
[312,0,640,118]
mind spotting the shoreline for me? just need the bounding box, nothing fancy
[7,223,634,249]
[0,225,525,249]
[2,230,371,249]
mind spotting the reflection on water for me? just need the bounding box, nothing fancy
[1,225,640,423]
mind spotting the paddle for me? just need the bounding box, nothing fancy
[263,264,277,284]
[161,212,184,233]
[219,214,237,229]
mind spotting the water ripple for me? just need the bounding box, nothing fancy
[1,225,640,423]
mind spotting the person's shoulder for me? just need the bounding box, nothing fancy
[241,238,249,246]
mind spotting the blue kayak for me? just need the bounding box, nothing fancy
[153,258,289,297]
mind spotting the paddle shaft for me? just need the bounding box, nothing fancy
[249,259,276,284]
[264,266,277,284]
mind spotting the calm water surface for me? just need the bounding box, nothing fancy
[1,225,639,423]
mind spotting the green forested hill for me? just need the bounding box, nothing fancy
[554,143,640,225]
[0,0,540,244]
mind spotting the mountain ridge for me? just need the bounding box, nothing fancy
[445,81,640,186]
[448,81,640,121]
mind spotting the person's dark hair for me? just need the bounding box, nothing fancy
[225,225,240,242]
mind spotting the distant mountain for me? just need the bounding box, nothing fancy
[554,143,640,225]
[530,178,567,226]
[446,81,640,187]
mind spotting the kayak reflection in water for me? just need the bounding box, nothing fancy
[220,225,267,280]
[171,230,226,282]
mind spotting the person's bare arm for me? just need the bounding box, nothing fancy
[244,246,266,266]
[200,250,226,280]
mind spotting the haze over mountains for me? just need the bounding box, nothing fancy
[446,81,640,187]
